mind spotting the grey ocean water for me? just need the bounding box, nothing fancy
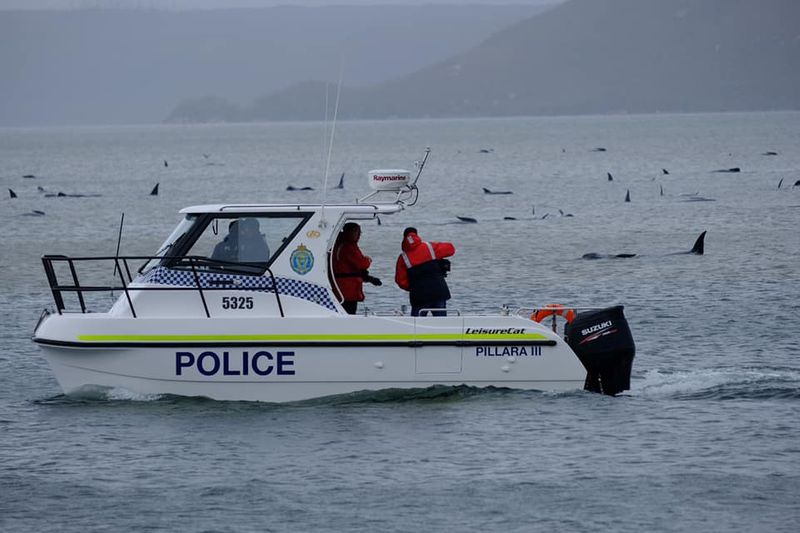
[1,113,799,532]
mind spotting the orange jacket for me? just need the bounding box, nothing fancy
[395,232,455,292]
[332,233,372,302]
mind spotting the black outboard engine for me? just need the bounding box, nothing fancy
[564,305,635,396]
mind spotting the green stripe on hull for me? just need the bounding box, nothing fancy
[76,333,549,343]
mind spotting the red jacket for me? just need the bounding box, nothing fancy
[332,233,372,302]
[395,232,455,292]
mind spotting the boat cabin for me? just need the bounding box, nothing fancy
[126,201,404,318]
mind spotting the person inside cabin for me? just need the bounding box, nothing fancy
[331,222,381,315]
[212,218,270,264]
[394,227,456,317]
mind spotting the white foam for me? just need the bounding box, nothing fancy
[629,368,798,398]
[105,387,163,402]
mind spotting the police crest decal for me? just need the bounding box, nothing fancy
[290,244,314,275]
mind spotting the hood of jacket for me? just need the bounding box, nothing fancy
[336,229,360,246]
[401,231,423,253]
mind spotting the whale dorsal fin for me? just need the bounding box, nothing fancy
[690,231,706,255]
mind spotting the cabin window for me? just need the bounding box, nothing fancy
[140,215,199,274]
[167,213,311,275]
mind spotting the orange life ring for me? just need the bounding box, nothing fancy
[531,304,576,323]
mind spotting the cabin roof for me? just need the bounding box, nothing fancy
[179,203,405,215]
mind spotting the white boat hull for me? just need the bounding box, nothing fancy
[35,314,587,402]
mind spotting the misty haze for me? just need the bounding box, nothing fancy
[2,0,798,126]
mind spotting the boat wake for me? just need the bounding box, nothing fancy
[36,369,798,406]
[629,368,800,400]
[301,384,515,405]
[37,386,165,404]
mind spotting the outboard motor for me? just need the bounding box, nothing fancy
[564,305,635,396]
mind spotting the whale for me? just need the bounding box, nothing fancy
[794,180,800,187]
[712,167,740,173]
[22,174,36,179]
[21,209,46,217]
[762,151,778,156]
[150,183,159,196]
[333,172,345,189]
[625,189,630,202]
[582,252,636,260]
[527,205,573,220]
[456,216,478,223]
[681,196,716,202]
[45,192,102,198]
[607,172,613,182]
[777,178,783,189]
[482,187,513,195]
[582,231,706,260]
[592,147,607,152]
[286,185,315,191]
[676,231,705,255]
[662,168,669,175]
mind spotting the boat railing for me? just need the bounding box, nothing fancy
[512,305,613,332]
[41,254,285,319]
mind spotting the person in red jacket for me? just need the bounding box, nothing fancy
[331,222,381,314]
[395,227,456,317]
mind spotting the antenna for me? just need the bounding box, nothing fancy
[411,146,431,187]
[110,212,124,297]
[320,59,344,228]
[404,146,430,207]
[321,81,329,183]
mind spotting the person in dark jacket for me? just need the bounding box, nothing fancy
[331,222,380,314]
[211,218,270,264]
[394,227,456,317]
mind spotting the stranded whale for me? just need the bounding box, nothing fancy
[582,231,706,260]
[671,231,705,255]
[44,192,102,198]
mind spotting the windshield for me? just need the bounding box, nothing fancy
[139,215,197,274]
[166,213,311,276]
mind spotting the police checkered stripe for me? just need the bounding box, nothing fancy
[138,267,337,311]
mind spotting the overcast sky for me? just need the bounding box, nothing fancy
[0,0,561,9]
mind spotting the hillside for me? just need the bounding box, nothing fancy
[0,4,546,126]
[216,0,800,121]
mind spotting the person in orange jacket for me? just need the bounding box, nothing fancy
[395,227,456,317]
[332,222,381,314]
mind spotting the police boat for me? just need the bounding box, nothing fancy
[33,152,635,402]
